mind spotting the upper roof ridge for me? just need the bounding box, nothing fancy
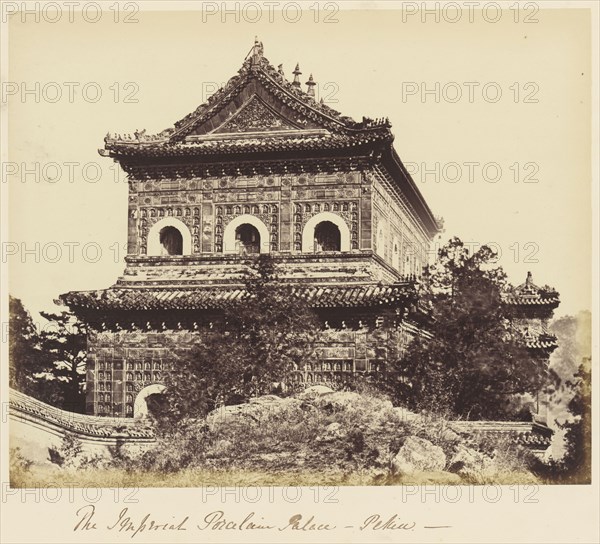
[103,40,393,148]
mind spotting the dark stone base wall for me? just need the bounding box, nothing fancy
[86,321,419,417]
[86,329,197,417]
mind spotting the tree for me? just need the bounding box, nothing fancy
[559,359,591,482]
[385,237,546,420]
[8,296,87,411]
[8,296,44,395]
[158,255,319,422]
[540,312,592,482]
[38,311,87,413]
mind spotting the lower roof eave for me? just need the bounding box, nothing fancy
[58,282,418,314]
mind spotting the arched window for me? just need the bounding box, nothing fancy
[314,221,341,252]
[147,217,192,256]
[302,212,350,252]
[159,226,183,255]
[235,224,260,255]
[223,215,269,254]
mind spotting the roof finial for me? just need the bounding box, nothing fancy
[277,64,284,76]
[251,36,264,65]
[306,73,316,97]
[526,271,533,285]
[292,63,302,88]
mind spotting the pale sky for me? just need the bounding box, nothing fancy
[5,7,593,320]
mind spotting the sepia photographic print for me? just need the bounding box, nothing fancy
[1,1,598,542]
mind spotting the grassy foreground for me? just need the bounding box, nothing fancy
[12,464,539,488]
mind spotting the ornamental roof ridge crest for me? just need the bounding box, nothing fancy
[102,40,393,149]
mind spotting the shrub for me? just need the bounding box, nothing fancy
[10,448,33,487]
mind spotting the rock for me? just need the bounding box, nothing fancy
[360,467,389,484]
[258,452,292,462]
[392,406,419,422]
[317,422,345,442]
[297,385,334,399]
[310,391,363,412]
[249,394,282,404]
[211,439,233,456]
[438,427,461,444]
[206,396,299,427]
[391,437,446,475]
[447,444,494,479]
[325,422,342,434]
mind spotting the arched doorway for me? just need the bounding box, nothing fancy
[133,384,166,418]
[159,226,183,255]
[235,224,260,255]
[314,221,341,252]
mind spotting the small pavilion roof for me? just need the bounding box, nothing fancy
[504,272,560,308]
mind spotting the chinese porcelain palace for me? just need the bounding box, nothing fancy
[60,41,559,418]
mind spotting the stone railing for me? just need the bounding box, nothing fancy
[449,420,552,452]
[9,389,155,464]
[9,389,154,441]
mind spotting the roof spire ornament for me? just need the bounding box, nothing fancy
[277,64,284,76]
[292,63,302,87]
[305,73,316,97]
[526,271,533,285]
[251,36,264,65]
